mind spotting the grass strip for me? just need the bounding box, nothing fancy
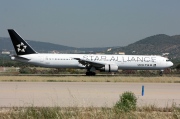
[0,76,180,83]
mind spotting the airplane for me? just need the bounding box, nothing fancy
[8,29,173,76]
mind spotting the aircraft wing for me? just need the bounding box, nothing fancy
[73,58,105,68]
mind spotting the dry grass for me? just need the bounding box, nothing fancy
[0,106,179,119]
[0,76,180,83]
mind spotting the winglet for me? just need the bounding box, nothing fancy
[8,29,37,55]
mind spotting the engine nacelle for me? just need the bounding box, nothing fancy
[104,64,118,72]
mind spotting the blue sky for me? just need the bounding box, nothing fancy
[1,0,180,47]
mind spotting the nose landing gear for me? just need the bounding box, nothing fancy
[159,70,164,76]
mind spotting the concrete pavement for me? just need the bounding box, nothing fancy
[0,82,179,107]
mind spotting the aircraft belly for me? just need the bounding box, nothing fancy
[119,66,160,70]
[118,62,161,70]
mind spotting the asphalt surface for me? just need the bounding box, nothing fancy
[0,82,179,107]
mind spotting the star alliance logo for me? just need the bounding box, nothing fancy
[16,42,27,52]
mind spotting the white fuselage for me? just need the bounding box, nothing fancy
[12,54,173,70]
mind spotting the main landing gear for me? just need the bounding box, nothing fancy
[86,71,96,76]
[85,66,96,76]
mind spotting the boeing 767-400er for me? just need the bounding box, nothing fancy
[8,29,173,76]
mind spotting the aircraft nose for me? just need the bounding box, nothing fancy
[169,62,173,67]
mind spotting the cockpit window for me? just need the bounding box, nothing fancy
[166,60,170,62]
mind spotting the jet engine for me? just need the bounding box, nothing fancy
[100,64,118,72]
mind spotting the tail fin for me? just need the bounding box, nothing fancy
[8,29,37,55]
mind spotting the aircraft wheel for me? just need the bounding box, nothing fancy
[86,72,90,76]
[159,71,163,76]
[86,72,96,76]
[92,72,96,76]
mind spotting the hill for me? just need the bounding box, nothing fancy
[108,34,180,58]
[0,37,109,54]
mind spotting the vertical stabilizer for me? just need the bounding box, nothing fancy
[8,29,37,55]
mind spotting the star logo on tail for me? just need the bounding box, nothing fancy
[16,42,27,52]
